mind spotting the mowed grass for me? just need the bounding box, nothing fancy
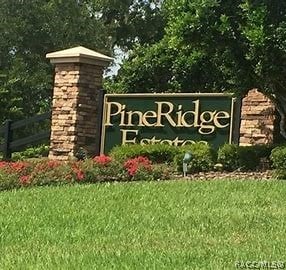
[0,180,286,269]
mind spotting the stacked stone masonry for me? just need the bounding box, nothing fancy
[49,63,103,160]
[239,89,275,146]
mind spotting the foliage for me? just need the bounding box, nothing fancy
[93,154,112,165]
[251,144,275,160]
[124,156,151,176]
[110,142,270,173]
[0,160,33,190]
[0,154,169,191]
[110,0,286,137]
[110,143,180,163]
[12,144,49,160]
[110,144,146,161]
[123,156,162,181]
[270,145,286,179]
[97,0,166,50]
[217,144,239,171]
[145,144,180,163]
[0,169,19,191]
[0,0,165,123]
[0,0,102,123]
[81,157,128,182]
[174,142,215,173]
[237,146,261,171]
[28,160,76,186]
[218,144,263,171]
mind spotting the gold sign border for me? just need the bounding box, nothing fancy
[100,93,237,154]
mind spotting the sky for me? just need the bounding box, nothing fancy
[105,46,127,77]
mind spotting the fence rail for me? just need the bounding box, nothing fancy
[0,112,51,160]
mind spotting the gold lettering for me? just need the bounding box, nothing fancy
[119,105,126,126]
[105,102,123,126]
[181,111,193,127]
[140,138,150,145]
[199,111,216,134]
[126,111,144,126]
[176,105,183,127]
[107,100,231,135]
[182,140,195,146]
[150,136,161,144]
[172,137,184,146]
[142,111,157,126]
[121,129,138,145]
[192,100,200,127]
[213,111,230,128]
[179,100,200,127]
[160,139,173,145]
[155,102,176,127]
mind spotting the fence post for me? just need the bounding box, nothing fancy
[3,119,12,160]
[94,89,106,156]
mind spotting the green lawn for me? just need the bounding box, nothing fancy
[0,180,286,269]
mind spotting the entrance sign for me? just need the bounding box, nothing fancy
[101,93,241,153]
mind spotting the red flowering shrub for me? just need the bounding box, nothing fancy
[0,161,9,169]
[9,161,30,173]
[0,154,168,191]
[71,162,85,182]
[124,156,152,177]
[47,160,61,169]
[93,155,112,166]
[19,175,31,185]
[80,158,127,182]
[32,160,61,173]
[28,160,73,186]
[5,161,33,179]
[0,161,34,190]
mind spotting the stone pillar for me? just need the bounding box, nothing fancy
[46,46,113,160]
[239,89,275,146]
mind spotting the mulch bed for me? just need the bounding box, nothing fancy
[176,170,275,180]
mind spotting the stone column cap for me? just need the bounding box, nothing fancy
[46,46,113,66]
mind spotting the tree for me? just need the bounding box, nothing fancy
[0,0,111,123]
[111,0,286,137]
[0,0,165,124]
[96,0,165,50]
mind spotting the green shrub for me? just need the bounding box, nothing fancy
[81,159,128,182]
[217,144,239,171]
[110,144,180,163]
[12,144,49,160]
[251,144,274,160]
[251,144,275,169]
[28,160,76,186]
[218,144,260,171]
[0,170,19,191]
[270,146,286,179]
[146,144,180,163]
[237,146,260,171]
[270,146,286,170]
[109,144,146,162]
[174,143,215,173]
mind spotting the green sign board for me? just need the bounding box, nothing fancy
[100,93,241,153]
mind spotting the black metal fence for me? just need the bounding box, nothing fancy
[0,112,51,160]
